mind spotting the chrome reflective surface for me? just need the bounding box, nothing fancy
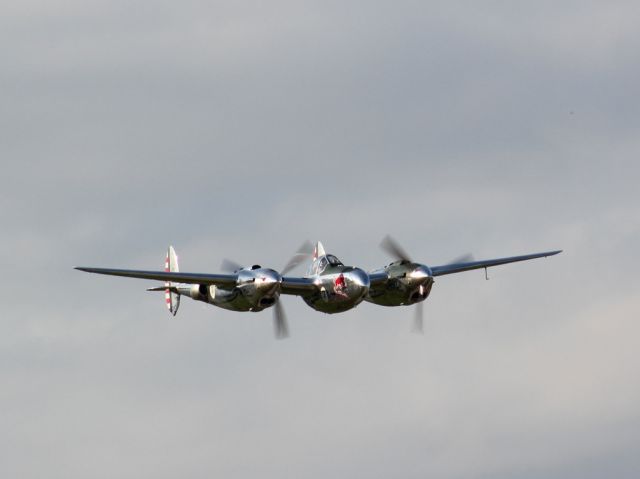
[366,261,434,307]
[182,266,282,313]
[77,240,561,338]
[302,263,370,314]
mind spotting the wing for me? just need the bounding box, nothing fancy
[75,267,238,287]
[280,276,318,296]
[281,272,388,296]
[430,250,562,277]
[368,270,389,287]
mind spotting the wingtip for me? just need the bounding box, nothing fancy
[75,266,100,273]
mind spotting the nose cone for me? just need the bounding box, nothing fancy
[410,264,432,280]
[349,268,370,289]
[347,268,370,305]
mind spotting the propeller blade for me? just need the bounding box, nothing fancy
[273,300,289,339]
[220,258,243,273]
[412,301,424,334]
[446,253,475,265]
[380,235,412,262]
[281,240,313,275]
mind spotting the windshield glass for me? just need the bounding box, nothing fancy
[326,255,343,266]
[308,255,344,275]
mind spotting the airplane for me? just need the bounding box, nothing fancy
[75,238,562,338]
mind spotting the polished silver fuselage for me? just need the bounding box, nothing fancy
[301,264,370,314]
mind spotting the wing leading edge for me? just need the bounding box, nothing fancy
[430,250,562,277]
[75,267,238,287]
[77,249,562,290]
[280,277,318,296]
[77,267,321,295]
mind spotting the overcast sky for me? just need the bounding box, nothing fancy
[2,1,639,477]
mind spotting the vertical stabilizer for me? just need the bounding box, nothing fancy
[313,241,326,260]
[164,246,180,316]
[308,241,327,276]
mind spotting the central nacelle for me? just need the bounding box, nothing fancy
[302,266,370,314]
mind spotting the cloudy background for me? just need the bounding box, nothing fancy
[2,0,639,477]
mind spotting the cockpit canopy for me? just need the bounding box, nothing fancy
[325,255,343,266]
[308,254,344,275]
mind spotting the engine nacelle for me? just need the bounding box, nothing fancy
[235,268,282,311]
[183,268,283,312]
[366,261,433,306]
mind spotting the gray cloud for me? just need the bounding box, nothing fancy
[1,0,639,477]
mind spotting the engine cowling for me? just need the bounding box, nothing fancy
[366,261,433,306]
[185,267,283,312]
[236,267,282,311]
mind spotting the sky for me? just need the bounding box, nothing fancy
[2,0,639,477]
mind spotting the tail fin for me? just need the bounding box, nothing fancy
[307,241,327,276]
[312,241,326,261]
[164,246,180,316]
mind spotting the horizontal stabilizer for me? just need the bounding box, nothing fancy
[147,285,179,293]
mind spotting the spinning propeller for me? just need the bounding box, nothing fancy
[273,300,288,339]
[220,257,288,339]
[273,241,314,339]
[380,235,473,334]
[281,240,313,275]
[220,258,243,273]
[380,235,413,263]
[220,241,313,339]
